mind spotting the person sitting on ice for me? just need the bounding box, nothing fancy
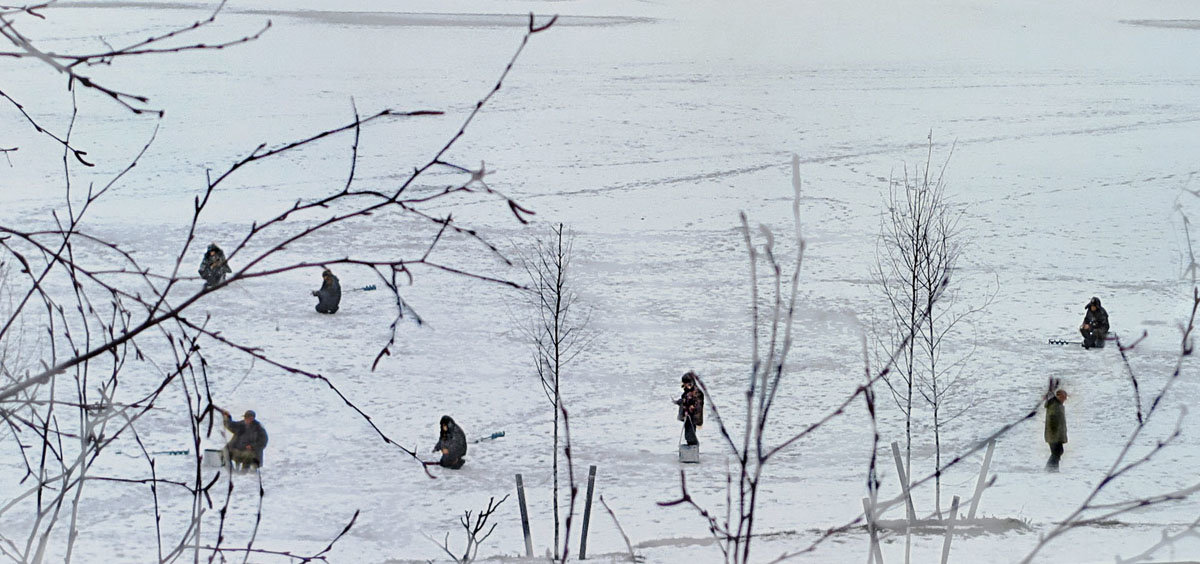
[430,415,467,469]
[1079,296,1109,349]
[218,407,268,472]
[312,269,341,314]
[198,243,232,290]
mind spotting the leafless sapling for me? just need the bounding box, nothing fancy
[427,495,509,563]
[873,136,992,521]
[512,222,592,560]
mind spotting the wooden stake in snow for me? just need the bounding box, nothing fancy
[940,496,960,564]
[862,497,885,564]
[967,439,995,519]
[891,441,917,520]
[580,465,597,559]
[516,474,533,557]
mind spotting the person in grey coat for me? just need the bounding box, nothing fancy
[1079,297,1109,349]
[431,415,467,469]
[198,243,232,289]
[1044,389,1068,471]
[312,269,341,314]
[219,408,268,472]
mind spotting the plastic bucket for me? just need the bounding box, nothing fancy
[202,448,224,468]
[679,444,700,463]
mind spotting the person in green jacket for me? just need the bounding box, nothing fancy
[1044,389,1068,471]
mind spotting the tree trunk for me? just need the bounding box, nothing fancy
[552,223,565,559]
[553,392,560,556]
[934,403,942,519]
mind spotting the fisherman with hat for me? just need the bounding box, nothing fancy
[1079,296,1109,349]
[218,407,269,472]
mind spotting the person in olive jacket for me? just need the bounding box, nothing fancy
[1079,296,1109,349]
[1044,389,1069,471]
[431,415,467,469]
[219,408,268,472]
[198,243,232,289]
[312,269,341,314]
[674,371,705,446]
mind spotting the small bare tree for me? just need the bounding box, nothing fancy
[428,495,509,563]
[873,136,990,521]
[513,222,592,560]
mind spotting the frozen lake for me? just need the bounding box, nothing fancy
[4,0,1200,562]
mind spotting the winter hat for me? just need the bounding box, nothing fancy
[1087,296,1101,309]
[681,372,696,384]
[243,410,256,419]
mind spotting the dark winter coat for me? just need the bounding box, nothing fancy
[433,416,467,469]
[198,244,232,289]
[1044,397,1067,445]
[1082,300,1109,335]
[314,272,341,314]
[224,414,269,466]
[676,386,704,427]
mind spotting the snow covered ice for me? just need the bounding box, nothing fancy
[4,0,1200,562]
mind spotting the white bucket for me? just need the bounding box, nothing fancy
[202,448,224,468]
[679,444,700,463]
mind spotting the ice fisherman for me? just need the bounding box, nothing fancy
[218,407,269,472]
[430,415,467,469]
[674,372,705,447]
[1079,296,1109,349]
[312,269,341,314]
[198,243,232,289]
[1044,389,1068,471]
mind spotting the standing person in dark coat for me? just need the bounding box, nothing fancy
[312,269,341,314]
[1079,296,1109,349]
[1044,389,1068,471]
[218,408,268,472]
[198,243,232,289]
[430,415,467,469]
[674,371,704,446]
